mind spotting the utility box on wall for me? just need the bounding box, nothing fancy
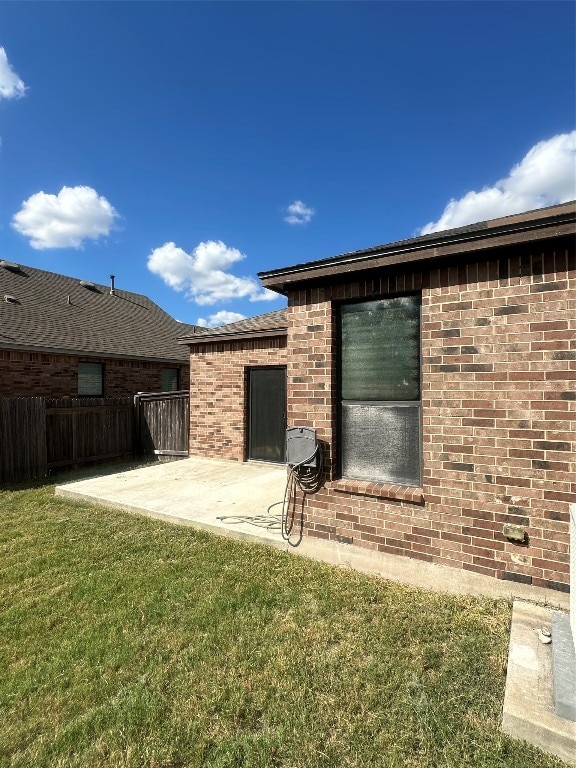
[285,426,317,468]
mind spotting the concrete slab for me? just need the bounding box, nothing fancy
[56,457,288,548]
[552,611,576,722]
[502,601,576,765]
[55,457,569,610]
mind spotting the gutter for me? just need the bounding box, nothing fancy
[259,203,576,292]
[180,327,287,346]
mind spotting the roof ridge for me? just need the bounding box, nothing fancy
[0,262,157,304]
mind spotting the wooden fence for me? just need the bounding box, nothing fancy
[45,397,135,470]
[135,391,189,457]
[0,398,47,484]
[0,392,189,484]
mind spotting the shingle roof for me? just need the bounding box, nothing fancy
[181,308,287,344]
[0,262,202,362]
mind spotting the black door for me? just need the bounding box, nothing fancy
[248,367,286,462]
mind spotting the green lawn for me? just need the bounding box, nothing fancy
[0,480,566,768]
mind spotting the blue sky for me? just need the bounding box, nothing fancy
[1,1,574,327]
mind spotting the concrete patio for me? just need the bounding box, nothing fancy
[56,456,289,548]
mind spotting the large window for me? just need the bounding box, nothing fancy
[78,362,104,396]
[340,295,421,487]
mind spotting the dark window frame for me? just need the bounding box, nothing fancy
[161,367,180,392]
[337,293,423,487]
[78,361,104,397]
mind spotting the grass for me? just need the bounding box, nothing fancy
[0,480,566,768]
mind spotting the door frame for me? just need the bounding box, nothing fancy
[245,365,287,463]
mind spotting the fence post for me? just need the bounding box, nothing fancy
[40,397,48,477]
[134,393,142,456]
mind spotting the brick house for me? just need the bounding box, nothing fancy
[0,261,200,397]
[183,202,575,593]
[184,310,288,462]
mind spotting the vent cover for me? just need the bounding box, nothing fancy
[0,260,21,272]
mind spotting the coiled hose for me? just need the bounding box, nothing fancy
[281,443,323,546]
[217,443,323,546]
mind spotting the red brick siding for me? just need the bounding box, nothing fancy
[287,247,575,591]
[188,336,287,462]
[0,351,189,398]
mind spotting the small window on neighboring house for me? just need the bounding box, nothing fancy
[340,295,422,487]
[162,367,179,392]
[78,362,104,396]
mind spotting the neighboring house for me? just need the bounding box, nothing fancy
[0,261,202,397]
[183,201,575,594]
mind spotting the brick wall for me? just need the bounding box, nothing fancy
[0,350,189,398]
[287,245,575,591]
[188,336,287,461]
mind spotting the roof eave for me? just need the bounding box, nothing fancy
[181,327,287,346]
[259,203,576,293]
[0,341,189,365]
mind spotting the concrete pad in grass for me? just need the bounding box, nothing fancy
[502,601,576,765]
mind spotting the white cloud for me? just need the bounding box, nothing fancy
[197,310,247,328]
[12,186,118,249]
[0,47,26,101]
[147,240,279,306]
[420,132,576,235]
[284,199,314,225]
